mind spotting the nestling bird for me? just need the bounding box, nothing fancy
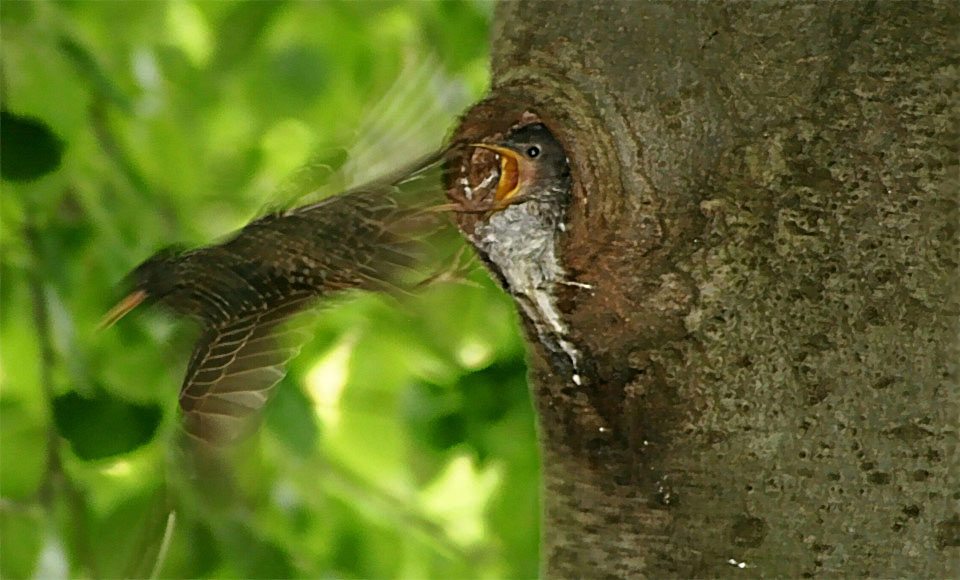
[468,122,571,212]
[456,122,583,384]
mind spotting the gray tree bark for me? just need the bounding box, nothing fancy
[450,2,958,578]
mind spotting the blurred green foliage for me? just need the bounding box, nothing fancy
[1,2,541,578]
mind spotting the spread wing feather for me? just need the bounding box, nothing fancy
[179,297,315,445]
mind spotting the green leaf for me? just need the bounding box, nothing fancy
[265,381,322,456]
[0,397,48,500]
[0,111,64,182]
[211,1,286,72]
[0,509,43,579]
[52,390,161,460]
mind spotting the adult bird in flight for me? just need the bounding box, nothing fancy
[101,148,460,446]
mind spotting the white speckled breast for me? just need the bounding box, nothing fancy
[471,188,583,384]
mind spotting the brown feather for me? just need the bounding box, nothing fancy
[178,297,314,445]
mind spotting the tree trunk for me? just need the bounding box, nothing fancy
[449,2,958,577]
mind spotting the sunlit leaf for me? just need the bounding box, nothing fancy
[0,398,48,499]
[0,509,43,579]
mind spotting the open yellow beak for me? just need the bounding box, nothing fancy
[471,143,521,202]
[97,289,148,331]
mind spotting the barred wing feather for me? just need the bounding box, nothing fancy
[179,297,315,445]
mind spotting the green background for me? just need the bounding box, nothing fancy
[1,1,541,578]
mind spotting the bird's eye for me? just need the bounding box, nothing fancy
[526,145,541,158]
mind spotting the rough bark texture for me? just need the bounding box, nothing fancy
[451,2,958,578]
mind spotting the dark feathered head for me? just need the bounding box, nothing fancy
[98,246,186,329]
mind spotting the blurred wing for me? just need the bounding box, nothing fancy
[342,54,469,188]
[178,297,315,446]
[289,54,471,208]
